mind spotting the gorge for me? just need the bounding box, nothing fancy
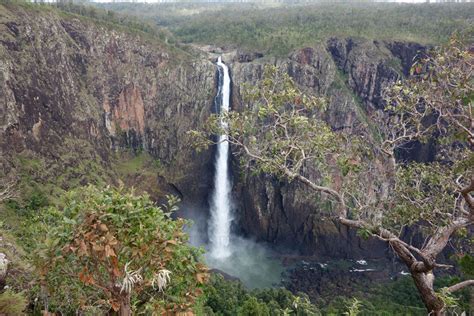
[0,1,435,271]
[0,1,472,314]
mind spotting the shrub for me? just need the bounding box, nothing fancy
[33,185,208,315]
[0,290,27,316]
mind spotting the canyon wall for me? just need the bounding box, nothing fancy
[0,4,215,206]
[229,38,425,258]
[0,4,427,259]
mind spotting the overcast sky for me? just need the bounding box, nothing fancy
[90,0,456,3]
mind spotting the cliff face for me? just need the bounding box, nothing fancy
[229,38,426,258]
[0,5,215,206]
[0,4,428,260]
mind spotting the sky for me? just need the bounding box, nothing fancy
[90,0,450,3]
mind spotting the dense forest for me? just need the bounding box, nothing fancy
[100,2,474,55]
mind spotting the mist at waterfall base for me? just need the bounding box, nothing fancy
[185,207,284,289]
[207,235,284,289]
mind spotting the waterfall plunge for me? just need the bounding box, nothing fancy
[209,56,232,259]
[204,57,284,288]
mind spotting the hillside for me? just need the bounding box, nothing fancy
[101,2,474,56]
[0,2,216,205]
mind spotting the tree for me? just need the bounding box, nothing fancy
[191,35,473,315]
[34,185,208,315]
[0,177,15,289]
[202,274,320,315]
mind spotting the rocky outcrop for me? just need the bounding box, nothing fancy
[229,39,426,258]
[233,50,264,63]
[386,41,427,76]
[0,5,215,206]
[327,38,399,110]
[104,83,145,136]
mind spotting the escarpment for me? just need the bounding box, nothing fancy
[0,4,430,260]
[0,5,215,206]
[229,38,427,258]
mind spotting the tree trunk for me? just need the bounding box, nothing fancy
[119,293,131,316]
[411,271,445,315]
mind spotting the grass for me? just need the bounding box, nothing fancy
[115,151,154,176]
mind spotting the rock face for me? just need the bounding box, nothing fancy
[326,38,399,110]
[0,5,216,206]
[229,38,426,258]
[0,4,429,260]
[0,252,7,290]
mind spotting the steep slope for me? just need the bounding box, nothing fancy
[228,38,426,258]
[0,4,215,208]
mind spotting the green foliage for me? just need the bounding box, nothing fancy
[204,274,247,314]
[434,276,472,313]
[104,2,474,56]
[24,189,48,212]
[384,162,457,231]
[238,296,271,316]
[202,274,320,316]
[457,254,474,278]
[344,298,362,316]
[355,228,371,240]
[436,288,459,310]
[0,290,27,316]
[33,185,208,314]
[379,34,474,232]
[115,152,156,176]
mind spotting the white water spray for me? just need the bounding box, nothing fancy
[209,56,232,259]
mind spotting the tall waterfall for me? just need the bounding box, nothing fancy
[209,57,233,259]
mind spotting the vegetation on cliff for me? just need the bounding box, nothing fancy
[0,0,195,60]
[0,0,212,205]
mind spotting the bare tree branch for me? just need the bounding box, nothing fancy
[460,176,474,212]
[446,280,474,293]
[0,178,16,203]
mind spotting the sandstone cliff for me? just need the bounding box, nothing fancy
[228,38,426,258]
[0,4,215,207]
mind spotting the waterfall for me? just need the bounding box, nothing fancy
[204,58,284,287]
[208,56,232,259]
